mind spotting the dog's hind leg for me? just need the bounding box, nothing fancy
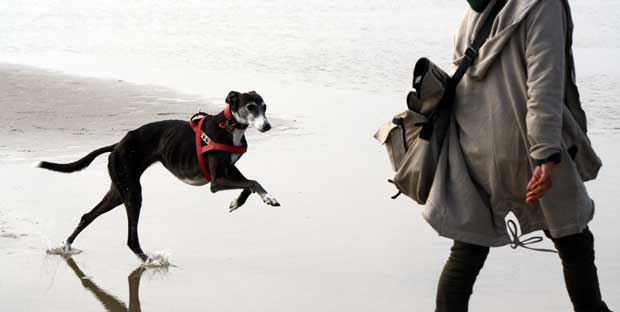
[64,186,123,251]
[124,183,147,262]
[108,149,149,262]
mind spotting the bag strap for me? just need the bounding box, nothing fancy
[451,0,507,85]
[419,0,506,141]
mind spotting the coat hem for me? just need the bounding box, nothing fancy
[423,211,511,247]
[423,204,594,247]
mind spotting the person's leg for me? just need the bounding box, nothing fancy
[546,228,612,312]
[435,240,490,312]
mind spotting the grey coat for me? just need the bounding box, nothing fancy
[423,0,602,247]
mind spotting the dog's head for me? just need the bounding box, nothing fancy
[226,91,272,132]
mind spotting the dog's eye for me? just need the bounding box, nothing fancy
[247,104,257,111]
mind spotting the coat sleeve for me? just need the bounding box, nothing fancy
[524,0,567,162]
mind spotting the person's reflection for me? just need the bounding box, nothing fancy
[63,256,144,312]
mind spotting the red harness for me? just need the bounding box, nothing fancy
[189,105,248,181]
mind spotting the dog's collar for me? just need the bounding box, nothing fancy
[220,104,249,131]
[224,104,234,121]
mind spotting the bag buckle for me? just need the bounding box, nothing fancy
[464,47,478,63]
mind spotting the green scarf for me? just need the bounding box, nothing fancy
[467,0,491,12]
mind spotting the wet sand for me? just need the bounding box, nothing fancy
[0,64,618,311]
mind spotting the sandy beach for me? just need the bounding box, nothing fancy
[0,63,618,311]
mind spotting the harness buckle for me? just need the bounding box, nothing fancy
[200,132,211,145]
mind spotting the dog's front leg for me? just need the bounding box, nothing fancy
[211,176,280,209]
[229,189,252,213]
[226,165,280,209]
[208,158,280,210]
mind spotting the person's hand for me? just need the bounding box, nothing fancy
[526,162,555,203]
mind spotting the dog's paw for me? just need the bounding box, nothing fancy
[62,241,72,253]
[261,194,281,207]
[142,253,172,268]
[229,199,242,213]
[46,242,82,256]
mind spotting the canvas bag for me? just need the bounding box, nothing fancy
[374,0,507,204]
[374,59,449,203]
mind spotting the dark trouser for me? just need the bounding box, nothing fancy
[435,228,611,312]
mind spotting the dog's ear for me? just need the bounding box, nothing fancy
[248,90,257,95]
[226,91,241,108]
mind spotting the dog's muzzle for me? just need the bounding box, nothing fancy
[258,122,271,132]
[253,115,271,132]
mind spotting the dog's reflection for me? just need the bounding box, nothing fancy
[63,257,145,312]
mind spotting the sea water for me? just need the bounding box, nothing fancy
[1,0,618,131]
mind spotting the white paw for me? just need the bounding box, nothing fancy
[261,194,281,206]
[229,199,241,213]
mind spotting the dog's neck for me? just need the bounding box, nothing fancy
[201,110,248,149]
[231,128,246,147]
[213,106,249,132]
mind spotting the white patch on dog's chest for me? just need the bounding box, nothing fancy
[230,129,246,164]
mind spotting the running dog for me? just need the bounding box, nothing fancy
[38,91,280,262]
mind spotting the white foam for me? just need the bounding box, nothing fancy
[142,251,173,268]
[46,245,83,256]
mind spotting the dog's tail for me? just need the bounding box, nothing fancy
[38,144,117,173]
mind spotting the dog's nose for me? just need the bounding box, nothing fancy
[262,123,272,132]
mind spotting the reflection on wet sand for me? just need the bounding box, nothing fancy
[63,257,144,312]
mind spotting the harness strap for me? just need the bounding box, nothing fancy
[189,110,248,181]
[200,142,248,155]
[191,116,212,181]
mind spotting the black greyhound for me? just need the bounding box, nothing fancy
[39,91,280,262]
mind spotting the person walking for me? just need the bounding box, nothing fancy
[422,0,613,311]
